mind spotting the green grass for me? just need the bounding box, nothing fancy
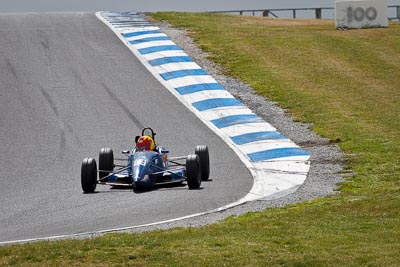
[1,14,399,266]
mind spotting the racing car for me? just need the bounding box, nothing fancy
[81,127,210,193]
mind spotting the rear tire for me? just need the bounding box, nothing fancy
[195,145,210,181]
[186,154,201,189]
[99,148,114,182]
[81,158,97,193]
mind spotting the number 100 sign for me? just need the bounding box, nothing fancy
[335,0,388,29]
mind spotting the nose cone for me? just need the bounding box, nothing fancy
[133,174,152,188]
[131,152,156,188]
[132,163,145,181]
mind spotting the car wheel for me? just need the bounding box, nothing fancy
[186,154,201,189]
[81,158,97,193]
[195,145,210,181]
[99,148,114,182]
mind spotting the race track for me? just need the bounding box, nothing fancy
[0,13,252,243]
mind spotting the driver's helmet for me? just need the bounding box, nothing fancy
[136,136,155,151]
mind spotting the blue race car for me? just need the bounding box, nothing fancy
[81,127,210,193]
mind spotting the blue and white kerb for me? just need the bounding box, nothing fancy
[96,11,311,204]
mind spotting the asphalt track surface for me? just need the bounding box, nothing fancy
[0,13,252,243]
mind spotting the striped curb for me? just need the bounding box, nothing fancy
[96,11,311,205]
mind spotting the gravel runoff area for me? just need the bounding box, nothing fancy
[114,17,346,233]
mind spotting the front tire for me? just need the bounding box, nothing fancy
[186,154,201,189]
[81,158,97,193]
[99,148,114,182]
[195,145,210,181]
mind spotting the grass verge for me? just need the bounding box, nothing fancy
[1,14,399,266]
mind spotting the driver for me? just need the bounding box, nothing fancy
[136,136,155,151]
[136,134,168,166]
